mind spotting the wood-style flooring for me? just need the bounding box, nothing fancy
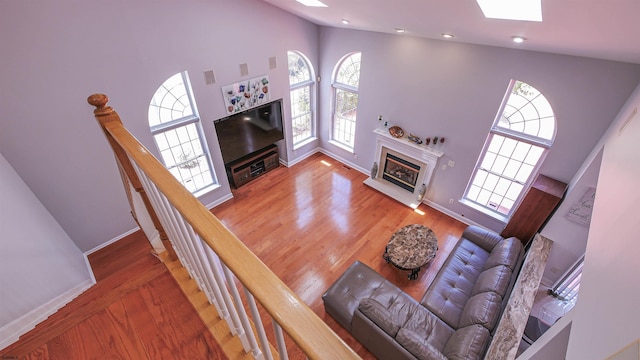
[0,231,228,360]
[210,152,467,359]
[1,152,467,360]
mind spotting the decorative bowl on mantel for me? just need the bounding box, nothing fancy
[389,126,405,138]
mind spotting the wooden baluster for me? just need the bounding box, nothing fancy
[87,94,177,261]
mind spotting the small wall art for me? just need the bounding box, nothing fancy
[222,75,270,114]
[566,186,596,226]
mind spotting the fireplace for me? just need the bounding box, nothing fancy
[364,129,443,208]
[382,152,421,193]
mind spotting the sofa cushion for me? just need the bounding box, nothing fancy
[358,298,409,336]
[461,225,504,252]
[322,261,391,331]
[483,237,522,271]
[458,291,502,331]
[443,324,491,360]
[396,328,448,360]
[401,305,455,351]
[421,239,489,327]
[471,265,512,297]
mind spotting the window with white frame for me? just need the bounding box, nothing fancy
[331,52,361,151]
[463,80,555,218]
[288,51,316,147]
[148,72,216,194]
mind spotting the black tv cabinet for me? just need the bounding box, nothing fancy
[226,144,279,188]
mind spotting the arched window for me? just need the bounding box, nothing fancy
[331,52,361,151]
[148,72,216,194]
[287,51,316,147]
[463,80,555,219]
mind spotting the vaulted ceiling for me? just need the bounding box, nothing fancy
[264,0,640,64]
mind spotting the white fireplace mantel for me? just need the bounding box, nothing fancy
[364,128,444,208]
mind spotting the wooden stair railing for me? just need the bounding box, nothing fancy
[88,94,360,360]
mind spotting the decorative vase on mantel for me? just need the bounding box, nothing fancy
[371,162,378,179]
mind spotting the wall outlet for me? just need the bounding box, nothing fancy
[448,160,456,168]
[449,198,455,204]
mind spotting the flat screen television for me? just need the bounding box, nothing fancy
[214,99,284,164]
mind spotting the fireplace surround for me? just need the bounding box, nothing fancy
[364,128,443,208]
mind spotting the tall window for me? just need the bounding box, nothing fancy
[288,51,316,147]
[148,72,216,194]
[463,80,555,218]
[331,52,361,151]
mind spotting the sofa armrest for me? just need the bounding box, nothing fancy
[462,225,505,252]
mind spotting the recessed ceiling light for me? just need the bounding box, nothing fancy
[341,19,350,25]
[512,36,527,43]
[395,28,406,33]
[476,0,542,22]
[296,0,328,7]
[442,33,455,39]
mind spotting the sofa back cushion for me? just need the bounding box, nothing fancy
[443,324,491,360]
[483,237,523,271]
[457,291,502,331]
[358,297,417,337]
[472,265,512,298]
[395,328,449,360]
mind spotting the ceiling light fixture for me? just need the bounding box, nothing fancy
[395,28,406,33]
[341,19,350,25]
[296,0,328,7]
[442,33,455,39]
[476,0,542,22]
[512,36,527,43]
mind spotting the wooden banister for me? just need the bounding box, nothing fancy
[88,94,360,360]
[88,94,176,260]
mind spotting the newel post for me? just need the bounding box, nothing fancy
[87,94,177,260]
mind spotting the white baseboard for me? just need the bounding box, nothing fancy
[284,146,322,167]
[317,148,369,174]
[423,199,484,228]
[204,192,234,210]
[0,279,94,350]
[84,226,141,256]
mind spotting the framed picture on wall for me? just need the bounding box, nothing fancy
[221,75,270,114]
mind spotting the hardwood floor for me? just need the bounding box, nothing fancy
[1,152,467,360]
[0,232,228,360]
[211,152,467,359]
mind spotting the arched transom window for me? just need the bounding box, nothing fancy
[463,80,555,219]
[148,72,216,194]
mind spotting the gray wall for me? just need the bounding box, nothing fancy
[317,27,640,285]
[0,0,319,252]
[565,83,640,359]
[0,152,92,347]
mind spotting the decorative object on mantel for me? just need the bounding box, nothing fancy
[425,136,445,146]
[407,133,423,144]
[222,75,270,114]
[388,126,405,138]
[370,162,378,179]
[417,183,427,201]
[566,187,596,226]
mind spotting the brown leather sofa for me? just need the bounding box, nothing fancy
[322,225,524,359]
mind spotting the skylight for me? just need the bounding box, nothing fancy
[476,0,542,22]
[296,0,328,7]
